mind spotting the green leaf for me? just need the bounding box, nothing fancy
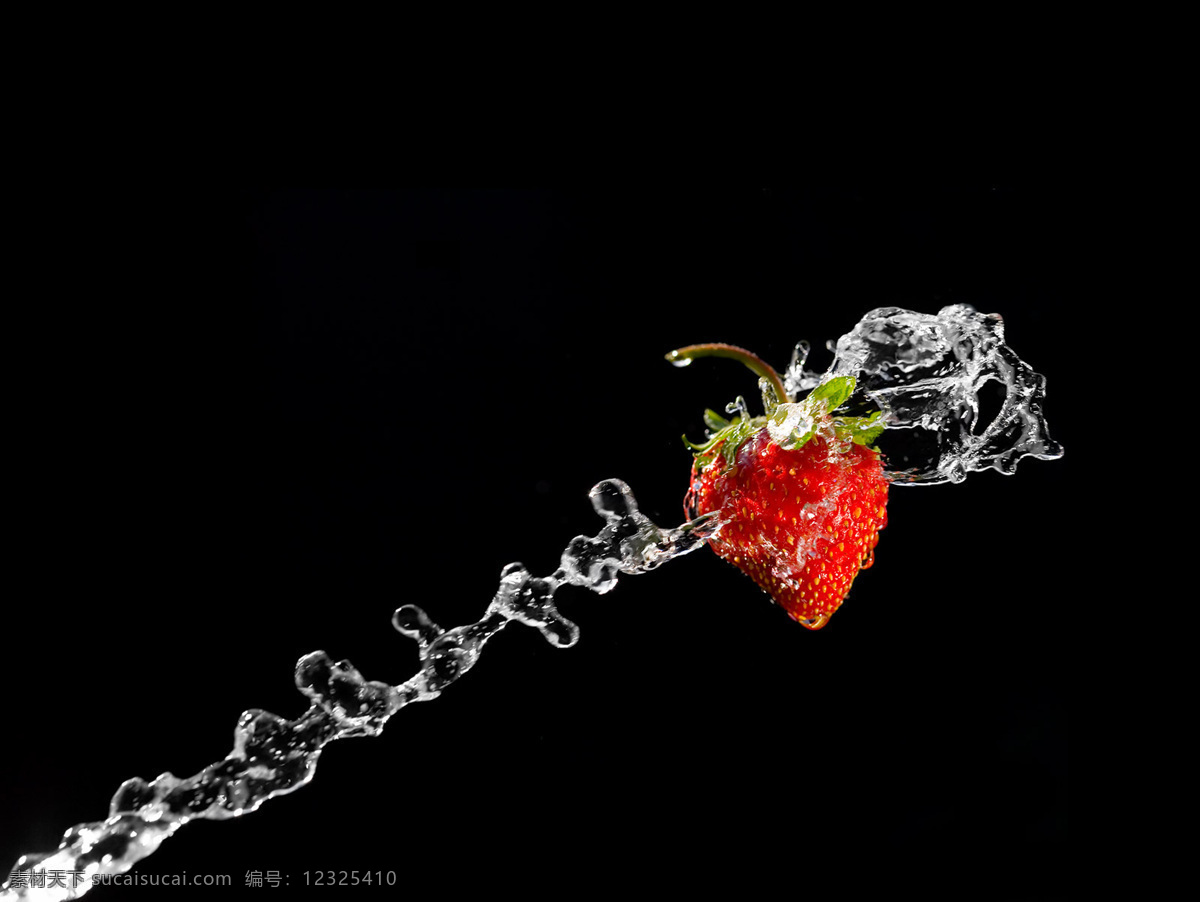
[686,402,765,473]
[703,409,731,432]
[792,428,816,450]
[682,432,722,453]
[832,410,886,446]
[806,376,856,412]
[717,416,756,470]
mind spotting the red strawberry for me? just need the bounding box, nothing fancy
[669,343,888,629]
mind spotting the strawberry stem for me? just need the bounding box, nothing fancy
[665,343,792,404]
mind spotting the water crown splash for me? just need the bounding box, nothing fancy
[3,305,1061,900]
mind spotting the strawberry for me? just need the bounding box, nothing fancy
[669,343,888,629]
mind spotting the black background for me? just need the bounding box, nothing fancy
[5,188,1073,894]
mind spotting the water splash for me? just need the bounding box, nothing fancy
[1,481,722,901]
[3,305,1061,899]
[785,304,1063,483]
